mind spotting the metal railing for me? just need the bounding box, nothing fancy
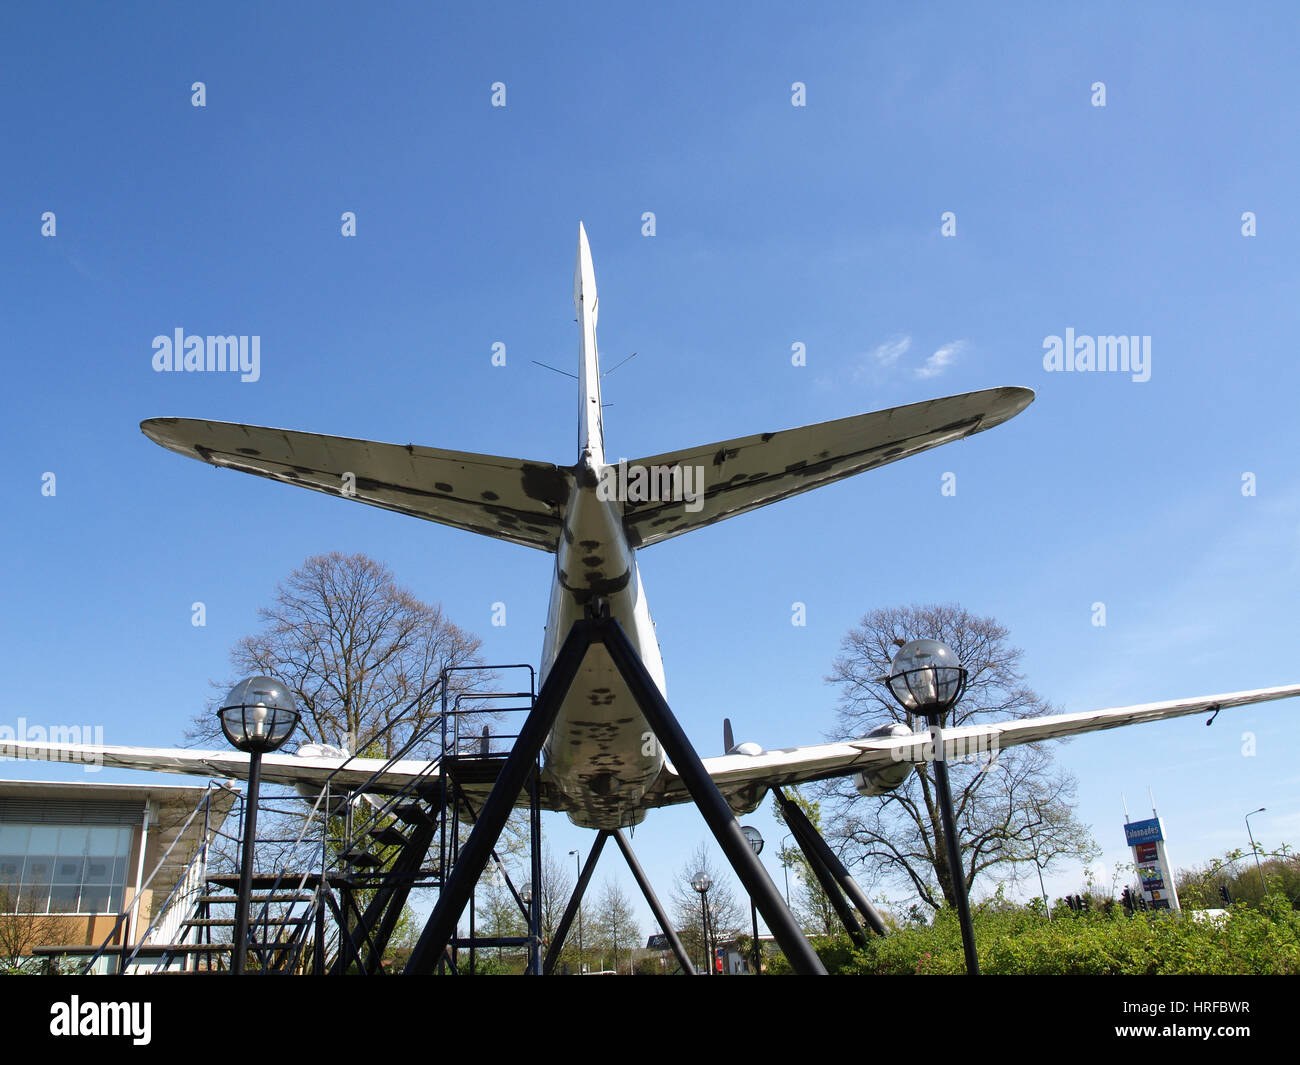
[74,781,240,974]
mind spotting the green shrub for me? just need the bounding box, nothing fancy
[766,893,1300,975]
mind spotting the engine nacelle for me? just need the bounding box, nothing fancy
[852,722,916,796]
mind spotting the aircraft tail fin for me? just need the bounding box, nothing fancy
[141,418,572,552]
[620,387,1033,548]
[575,222,605,462]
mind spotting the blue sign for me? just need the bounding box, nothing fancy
[1124,818,1164,846]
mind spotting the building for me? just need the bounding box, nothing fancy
[0,778,236,972]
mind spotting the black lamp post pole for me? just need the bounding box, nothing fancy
[929,715,980,976]
[232,749,263,976]
[698,889,709,975]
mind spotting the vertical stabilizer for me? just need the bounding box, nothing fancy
[574,222,605,462]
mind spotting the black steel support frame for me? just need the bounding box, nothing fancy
[597,619,826,975]
[406,615,825,976]
[774,787,889,940]
[542,828,696,975]
[405,622,592,974]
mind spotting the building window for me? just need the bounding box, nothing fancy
[0,824,132,915]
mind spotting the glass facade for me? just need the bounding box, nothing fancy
[0,824,133,915]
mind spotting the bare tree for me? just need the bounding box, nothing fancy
[0,890,77,973]
[670,842,745,972]
[824,603,1098,912]
[592,880,639,974]
[189,552,486,758]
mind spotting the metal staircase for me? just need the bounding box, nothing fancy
[65,661,542,975]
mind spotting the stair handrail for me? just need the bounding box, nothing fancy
[76,781,239,974]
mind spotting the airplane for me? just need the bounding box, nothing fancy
[5,223,1299,833]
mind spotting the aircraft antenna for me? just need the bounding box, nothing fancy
[602,351,637,377]
[531,360,578,380]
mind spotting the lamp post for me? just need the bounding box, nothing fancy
[520,882,534,974]
[691,871,712,976]
[1245,808,1267,894]
[886,638,979,975]
[568,848,583,973]
[218,676,300,975]
[741,826,764,975]
[1025,801,1051,921]
[780,832,796,905]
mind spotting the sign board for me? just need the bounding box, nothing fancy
[1124,816,1179,911]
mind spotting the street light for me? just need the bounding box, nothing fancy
[886,638,979,975]
[780,832,796,904]
[1245,808,1267,894]
[741,826,764,975]
[691,871,712,976]
[218,676,300,975]
[569,848,583,973]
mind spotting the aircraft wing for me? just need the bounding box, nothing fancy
[0,738,571,810]
[650,682,1300,810]
[0,740,439,792]
[140,418,571,552]
[622,387,1033,548]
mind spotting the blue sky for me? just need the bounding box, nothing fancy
[4,2,1300,940]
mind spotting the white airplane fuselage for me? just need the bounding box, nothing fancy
[537,225,668,829]
[130,224,1041,830]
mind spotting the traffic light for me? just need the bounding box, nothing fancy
[1218,884,1232,905]
[1121,887,1135,914]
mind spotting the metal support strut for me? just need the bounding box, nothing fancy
[543,831,609,975]
[613,829,696,975]
[406,616,825,976]
[405,623,591,975]
[597,618,826,975]
[775,787,889,939]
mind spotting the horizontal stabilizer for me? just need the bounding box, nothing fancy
[141,419,572,552]
[621,387,1033,547]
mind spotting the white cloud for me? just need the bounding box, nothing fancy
[867,334,911,367]
[915,340,965,379]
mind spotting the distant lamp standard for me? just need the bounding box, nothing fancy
[569,848,584,973]
[218,676,300,975]
[691,871,713,976]
[780,832,796,904]
[886,638,979,975]
[741,826,764,975]
[1245,808,1267,893]
[519,883,536,974]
